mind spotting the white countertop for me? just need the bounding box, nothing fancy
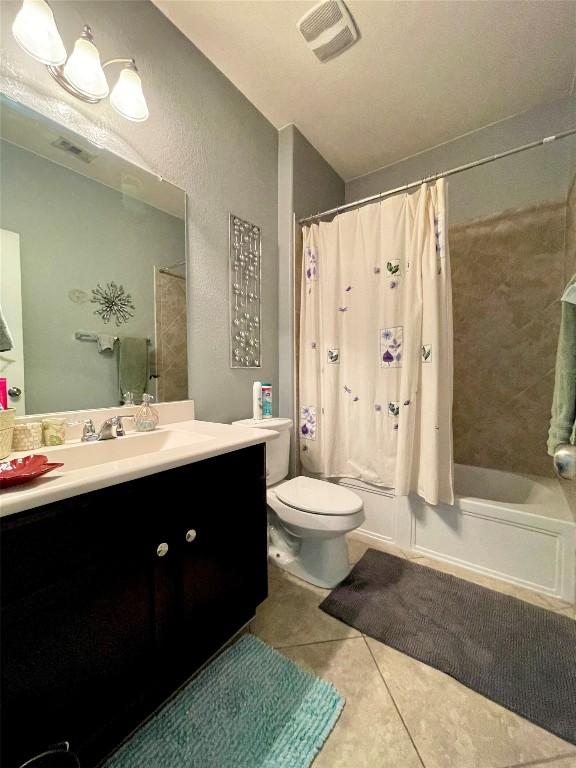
[0,419,277,519]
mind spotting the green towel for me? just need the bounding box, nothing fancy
[118,336,149,405]
[547,275,576,455]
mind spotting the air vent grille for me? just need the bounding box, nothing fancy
[51,137,96,163]
[299,0,343,42]
[314,26,354,62]
[297,0,360,63]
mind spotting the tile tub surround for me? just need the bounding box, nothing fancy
[155,270,188,403]
[450,200,569,478]
[250,534,575,768]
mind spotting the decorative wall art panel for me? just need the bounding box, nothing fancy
[229,214,261,368]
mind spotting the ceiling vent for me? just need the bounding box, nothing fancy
[51,137,96,163]
[297,0,359,63]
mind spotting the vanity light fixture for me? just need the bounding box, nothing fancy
[12,0,149,122]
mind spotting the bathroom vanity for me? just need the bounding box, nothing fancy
[0,420,273,768]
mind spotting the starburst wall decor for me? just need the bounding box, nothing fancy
[91,281,135,326]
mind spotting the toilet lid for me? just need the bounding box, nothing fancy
[275,476,363,516]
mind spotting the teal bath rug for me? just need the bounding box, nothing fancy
[104,634,344,768]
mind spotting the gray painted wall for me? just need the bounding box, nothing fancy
[277,126,296,422]
[1,140,184,414]
[292,127,346,223]
[277,125,343,471]
[0,0,278,423]
[346,97,576,223]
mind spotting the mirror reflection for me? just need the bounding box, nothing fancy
[0,96,187,415]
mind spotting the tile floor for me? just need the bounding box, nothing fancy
[250,535,576,768]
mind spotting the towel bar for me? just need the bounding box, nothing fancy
[74,331,151,343]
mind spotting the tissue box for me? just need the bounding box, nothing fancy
[0,409,16,460]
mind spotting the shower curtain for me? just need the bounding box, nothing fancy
[299,180,454,505]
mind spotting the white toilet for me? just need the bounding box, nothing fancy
[233,418,365,588]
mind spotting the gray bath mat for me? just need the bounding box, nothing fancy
[320,549,576,744]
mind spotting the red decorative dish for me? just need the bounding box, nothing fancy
[0,454,64,489]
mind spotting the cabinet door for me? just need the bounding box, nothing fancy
[171,445,268,674]
[1,448,269,767]
[0,486,166,768]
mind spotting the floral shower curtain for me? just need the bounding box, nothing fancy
[299,180,454,505]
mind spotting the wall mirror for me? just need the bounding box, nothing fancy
[0,94,187,415]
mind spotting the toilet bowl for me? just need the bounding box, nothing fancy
[232,418,364,588]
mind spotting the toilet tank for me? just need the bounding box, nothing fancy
[232,418,293,486]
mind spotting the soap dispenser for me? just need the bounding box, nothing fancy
[134,394,159,432]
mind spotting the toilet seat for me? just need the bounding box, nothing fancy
[275,476,363,516]
[267,476,364,538]
[267,488,364,535]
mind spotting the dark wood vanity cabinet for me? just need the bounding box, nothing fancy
[0,445,268,768]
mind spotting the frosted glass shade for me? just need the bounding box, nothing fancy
[12,0,66,66]
[110,67,149,122]
[63,35,109,100]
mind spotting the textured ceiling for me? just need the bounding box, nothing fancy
[153,0,576,180]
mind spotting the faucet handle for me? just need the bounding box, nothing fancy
[115,414,135,437]
[80,419,97,442]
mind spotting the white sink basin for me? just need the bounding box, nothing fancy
[40,429,214,472]
[2,417,277,519]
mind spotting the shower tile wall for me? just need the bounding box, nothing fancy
[450,199,570,477]
[155,271,188,402]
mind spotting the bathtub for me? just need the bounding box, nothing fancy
[339,464,576,602]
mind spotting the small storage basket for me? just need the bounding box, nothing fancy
[11,422,43,452]
[0,409,16,460]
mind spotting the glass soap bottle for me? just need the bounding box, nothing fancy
[134,394,159,432]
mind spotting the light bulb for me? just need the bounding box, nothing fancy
[12,0,66,66]
[63,29,109,100]
[110,65,149,122]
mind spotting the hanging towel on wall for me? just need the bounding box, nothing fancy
[547,275,576,455]
[561,279,576,306]
[97,334,116,353]
[0,303,14,352]
[118,336,148,404]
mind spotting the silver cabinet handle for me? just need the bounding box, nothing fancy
[156,542,169,557]
[185,529,197,543]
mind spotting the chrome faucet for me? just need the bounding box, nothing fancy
[81,415,133,442]
[97,416,126,440]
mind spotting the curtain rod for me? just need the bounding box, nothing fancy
[299,127,576,226]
